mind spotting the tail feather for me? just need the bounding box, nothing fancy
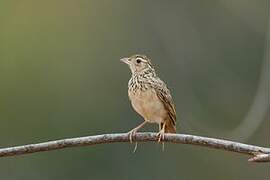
[164,120,176,133]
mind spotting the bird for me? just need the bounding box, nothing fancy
[120,54,177,144]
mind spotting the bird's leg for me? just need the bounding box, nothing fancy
[127,121,147,153]
[127,121,147,143]
[157,123,166,151]
[157,122,166,143]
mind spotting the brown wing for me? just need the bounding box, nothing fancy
[154,79,176,126]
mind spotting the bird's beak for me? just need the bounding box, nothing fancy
[120,57,130,64]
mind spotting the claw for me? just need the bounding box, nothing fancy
[157,131,165,151]
[133,142,138,153]
[157,123,166,151]
[157,131,165,143]
[128,129,137,144]
[126,121,147,153]
[127,129,138,153]
[157,122,166,143]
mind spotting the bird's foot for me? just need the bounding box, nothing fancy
[127,121,147,143]
[127,129,138,144]
[157,129,166,151]
[127,129,138,153]
[157,129,165,143]
[126,122,147,153]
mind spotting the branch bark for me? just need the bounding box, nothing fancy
[0,132,269,162]
[248,153,270,162]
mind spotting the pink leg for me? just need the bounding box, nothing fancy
[128,121,147,143]
[157,123,166,151]
[157,123,166,142]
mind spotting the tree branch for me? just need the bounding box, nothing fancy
[248,153,270,162]
[0,133,269,162]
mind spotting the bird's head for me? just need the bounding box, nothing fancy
[120,54,153,74]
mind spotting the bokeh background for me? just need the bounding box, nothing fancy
[1,0,270,179]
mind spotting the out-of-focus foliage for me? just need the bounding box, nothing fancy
[0,0,270,179]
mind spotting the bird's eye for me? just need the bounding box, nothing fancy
[136,59,142,64]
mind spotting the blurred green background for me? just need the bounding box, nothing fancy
[1,0,270,179]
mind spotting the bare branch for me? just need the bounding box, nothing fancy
[0,133,269,162]
[248,153,270,162]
